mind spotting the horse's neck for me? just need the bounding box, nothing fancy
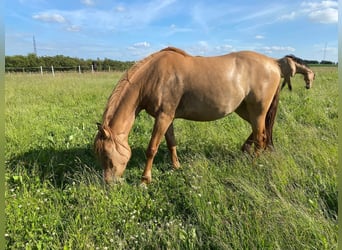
[295,63,310,75]
[105,84,140,139]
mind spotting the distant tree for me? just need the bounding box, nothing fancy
[320,60,334,65]
[5,54,135,72]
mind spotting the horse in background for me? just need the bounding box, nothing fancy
[94,47,283,185]
[278,55,315,91]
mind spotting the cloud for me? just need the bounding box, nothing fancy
[81,0,95,6]
[115,6,125,12]
[30,0,177,34]
[262,46,296,54]
[215,44,234,54]
[32,13,66,23]
[278,11,296,21]
[133,42,151,48]
[302,0,338,24]
[255,35,264,39]
[167,24,193,35]
[307,8,337,23]
[128,42,151,50]
[66,25,82,32]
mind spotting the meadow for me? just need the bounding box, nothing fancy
[5,67,337,249]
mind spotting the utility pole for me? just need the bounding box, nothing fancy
[33,35,37,55]
[323,42,327,61]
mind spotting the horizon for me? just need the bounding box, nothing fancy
[5,0,338,62]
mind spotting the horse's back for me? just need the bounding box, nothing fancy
[142,49,281,121]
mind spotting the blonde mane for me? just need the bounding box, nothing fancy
[102,47,189,127]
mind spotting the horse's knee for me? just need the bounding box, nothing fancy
[146,147,157,158]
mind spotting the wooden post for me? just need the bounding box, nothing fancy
[78,65,81,74]
[40,66,43,75]
[91,64,94,73]
[51,66,55,77]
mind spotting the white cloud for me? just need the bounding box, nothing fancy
[115,6,125,12]
[32,13,66,23]
[302,0,338,9]
[128,42,151,50]
[215,44,233,51]
[66,25,81,32]
[307,8,337,23]
[133,42,151,48]
[262,46,296,54]
[255,35,264,39]
[278,11,296,21]
[301,1,338,24]
[167,24,193,35]
[30,0,177,34]
[81,0,95,6]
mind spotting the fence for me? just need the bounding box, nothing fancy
[5,65,117,75]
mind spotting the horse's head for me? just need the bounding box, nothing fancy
[94,123,131,184]
[304,70,315,89]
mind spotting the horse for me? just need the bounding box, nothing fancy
[278,55,315,91]
[94,47,283,185]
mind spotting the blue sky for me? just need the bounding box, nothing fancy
[5,0,338,62]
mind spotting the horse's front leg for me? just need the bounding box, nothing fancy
[165,122,180,169]
[141,113,174,184]
[241,133,253,154]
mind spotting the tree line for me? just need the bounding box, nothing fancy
[5,53,336,73]
[5,54,135,72]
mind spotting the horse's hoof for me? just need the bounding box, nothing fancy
[141,175,151,184]
[173,162,181,169]
[266,145,275,151]
[139,182,148,189]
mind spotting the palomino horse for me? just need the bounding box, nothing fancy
[278,55,315,91]
[241,55,316,152]
[94,47,282,184]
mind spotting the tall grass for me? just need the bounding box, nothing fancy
[5,68,337,249]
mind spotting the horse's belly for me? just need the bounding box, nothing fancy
[175,93,242,121]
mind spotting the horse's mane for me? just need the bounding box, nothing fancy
[160,47,191,57]
[285,54,309,68]
[102,47,189,126]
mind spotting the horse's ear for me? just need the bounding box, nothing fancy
[97,123,111,139]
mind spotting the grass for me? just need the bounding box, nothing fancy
[5,68,338,249]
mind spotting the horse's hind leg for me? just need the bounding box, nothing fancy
[142,112,174,184]
[165,123,180,169]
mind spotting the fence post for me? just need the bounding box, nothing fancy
[51,66,55,77]
[40,66,43,75]
[78,65,81,74]
[91,64,94,73]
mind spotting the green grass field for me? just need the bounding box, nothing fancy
[5,67,337,249]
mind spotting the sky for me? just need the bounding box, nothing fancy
[5,0,338,62]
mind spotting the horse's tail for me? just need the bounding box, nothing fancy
[265,84,281,150]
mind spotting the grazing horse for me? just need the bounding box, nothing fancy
[278,55,315,91]
[94,47,282,184]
